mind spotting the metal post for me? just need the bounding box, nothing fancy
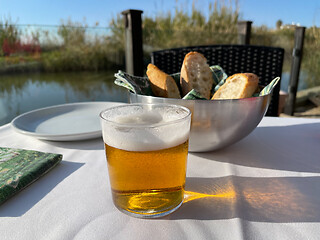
[237,21,252,45]
[284,26,306,115]
[122,9,144,76]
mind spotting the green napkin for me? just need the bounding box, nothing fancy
[114,71,153,96]
[182,89,207,100]
[259,77,280,96]
[0,147,62,205]
[114,66,280,99]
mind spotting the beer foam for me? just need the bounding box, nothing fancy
[115,112,164,125]
[101,105,190,151]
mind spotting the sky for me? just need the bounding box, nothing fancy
[0,0,319,28]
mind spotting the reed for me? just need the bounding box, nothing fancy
[302,27,320,87]
[41,19,123,71]
[143,0,240,50]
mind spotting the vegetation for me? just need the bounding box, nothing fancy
[0,18,123,72]
[0,0,319,88]
[302,26,320,87]
[143,1,239,49]
[0,18,20,56]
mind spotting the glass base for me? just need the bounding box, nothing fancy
[116,200,183,219]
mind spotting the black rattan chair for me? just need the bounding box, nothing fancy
[151,44,284,116]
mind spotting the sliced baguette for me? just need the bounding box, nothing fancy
[146,63,181,98]
[180,52,214,99]
[211,73,259,100]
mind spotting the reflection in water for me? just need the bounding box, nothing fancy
[175,176,320,222]
[0,71,128,125]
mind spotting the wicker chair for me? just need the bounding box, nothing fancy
[151,44,284,116]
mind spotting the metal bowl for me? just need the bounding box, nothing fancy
[129,92,271,152]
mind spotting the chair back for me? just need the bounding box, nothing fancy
[151,44,284,116]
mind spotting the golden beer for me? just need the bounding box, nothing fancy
[105,140,188,216]
[100,104,191,218]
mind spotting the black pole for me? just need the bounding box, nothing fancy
[122,9,144,76]
[284,26,305,115]
[237,21,252,45]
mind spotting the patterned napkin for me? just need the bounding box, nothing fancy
[114,66,280,99]
[0,147,62,205]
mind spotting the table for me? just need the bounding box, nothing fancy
[1,114,320,240]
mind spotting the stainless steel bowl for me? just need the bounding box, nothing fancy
[129,92,271,152]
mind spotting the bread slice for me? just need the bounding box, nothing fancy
[180,52,214,99]
[146,63,181,98]
[211,73,259,100]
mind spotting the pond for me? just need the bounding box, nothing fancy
[0,70,308,126]
[0,71,128,126]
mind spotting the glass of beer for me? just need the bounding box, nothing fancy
[100,103,191,218]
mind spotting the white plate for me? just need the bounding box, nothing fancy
[11,101,125,141]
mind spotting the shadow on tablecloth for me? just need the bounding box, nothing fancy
[193,122,320,173]
[42,137,105,151]
[168,176,320,222]
[0,160,84,217]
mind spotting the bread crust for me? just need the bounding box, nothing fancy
[146,64,181,98]
[180,52,214,99]
[211,73,259,100]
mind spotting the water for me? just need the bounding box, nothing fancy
[0,71,128,126]
[280,71,309,92]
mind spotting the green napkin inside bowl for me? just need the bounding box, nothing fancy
[114,66,280,99]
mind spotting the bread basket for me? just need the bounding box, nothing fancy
[114,68,279,152]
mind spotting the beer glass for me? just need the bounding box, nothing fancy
[100,103,191,218]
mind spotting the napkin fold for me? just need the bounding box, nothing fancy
[0,147,62,205]
[114,65,280,99]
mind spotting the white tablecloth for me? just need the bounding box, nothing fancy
[1,115,320,240]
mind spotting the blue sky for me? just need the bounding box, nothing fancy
[0,0,319,28]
